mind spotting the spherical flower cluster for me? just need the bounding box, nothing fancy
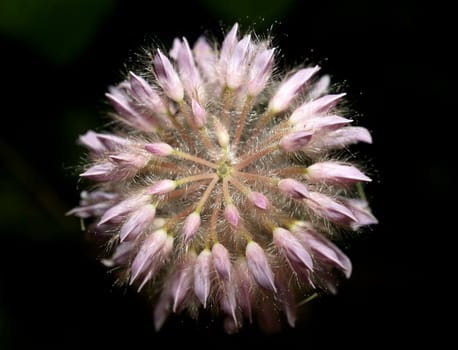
[68,23,377,333]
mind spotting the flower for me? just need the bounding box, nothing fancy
[68,23,377,333]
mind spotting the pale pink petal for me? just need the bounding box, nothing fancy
[191,99,207,128]
[79,130,106,153]
[342,198,378,230]
[177,38,203,99]
[154,50,184,102]
[147,179,177,195]
[279,130,314,152]
[276,274,297,327]
[194,249,212,307]
[119,204,156,242]
[278,178,310,199]
[212,243,231,281]
[248,191,269,209]
[129,228,168,284]
[226,35,252,89]
[80,162,115,181]
[273,227,314,271]
[306,161,371,184]
[220,23,239,68]
[224,204,240,227]
[291,222,352,278]
[144,142,173,156]
[171,253,196,312]
[101,241,135,267]
[245,241,276,292]
[308,74,331,99]
[248,48,275,96]
[297,115,352,133]
[314,126,372,149]
[306,192,357,224]
[193,36,218,83]
[289,93,346,124]
[98,194,149,225]
[183,212,201,241]
[268,67,320,113]
[233,259,253,323]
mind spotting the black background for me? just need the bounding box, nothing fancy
[0,0,452,348]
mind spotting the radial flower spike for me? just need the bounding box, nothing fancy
[69,23,377,333]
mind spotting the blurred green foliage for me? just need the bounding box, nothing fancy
[0,0,115,63]
[199,0,295,29]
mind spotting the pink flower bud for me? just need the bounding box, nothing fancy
[171,253,196,312]
[193,36,218,83]
[177,38,203,99]
[109,152,148,169]
[194,249,212,307]
[191,99,207,128]
[137,235,174,292]
[80,162,115,181]
[154,50,184,102]
[144,142,173,156]
[248,48,275,96]
[278,178,310,199]
[314,126,373,149]
[289,93,346,124]
[214,117,229,147]
[226,35,252,89]
[268,66,320,113]
[342,198,378,230]
[279,130,314,152]
[98,194,150,225]
[79,130,106,153]
[295,115,351,133]
[306,161,371,184]
[220,23,239,68]
[292,223,352,278]
[248,191,269,209]
[119,204,156,242]
[212,243,231,281]
[306,192,357,224]
[130,228,168,284]
[224,204,240,227]
[183,212,201,241]
[148,179,177,195]
[273,227,314,271]
[245,241,276,292]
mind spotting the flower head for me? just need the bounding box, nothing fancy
[69,23,377,333]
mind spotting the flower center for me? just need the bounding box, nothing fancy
[216,160,232,179]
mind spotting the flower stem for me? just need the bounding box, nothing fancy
[174,150,217,169]
[232,96,254,150]
[195,176,219,213]
[234,143,279,170]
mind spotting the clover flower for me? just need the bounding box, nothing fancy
[69,23,377,333]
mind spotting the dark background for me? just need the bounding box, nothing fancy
[0,0,452,348]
